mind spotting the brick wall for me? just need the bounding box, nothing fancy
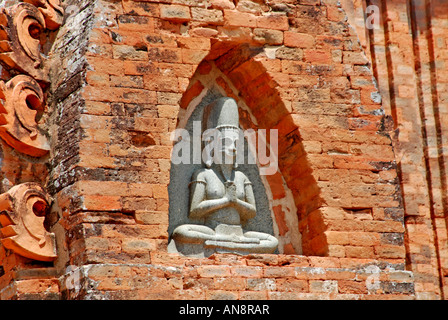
[0,0,446,300]
[44,0,406,300]
[60,254,414,300]
[340,0,448,300]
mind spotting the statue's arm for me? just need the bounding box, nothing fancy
[188,177,231,220]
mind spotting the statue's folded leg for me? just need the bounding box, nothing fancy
[171,224,216,244]
[243,231,279,253]
[204,231,278,254]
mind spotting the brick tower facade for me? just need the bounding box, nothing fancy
[0,0,446,300]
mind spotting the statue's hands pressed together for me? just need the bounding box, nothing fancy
[225,181,238,205]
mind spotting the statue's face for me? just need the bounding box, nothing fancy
[217,128,239,165]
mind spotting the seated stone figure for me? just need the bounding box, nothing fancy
[168,97,278,257]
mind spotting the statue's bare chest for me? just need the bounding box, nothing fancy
[204,171,247,200]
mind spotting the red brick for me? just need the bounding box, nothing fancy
[147,47,182,63]
[81,195,122,211]
[263,266,295,278]
[123,1,159,17]
[143,74,179,92]
[223,10,256,27]
[253,28,284,45]
[273,206,289,235]
[205,290,238,300]
[179,80,205,109]
[213,277,246,290]
[338,280,368,294]
[325,231,350,246]
[87,57,125,76]
[16,279,59,294]
[86,71,109,87]
[160,4,191,22]
[284,31,315,48]
[239,291,268,300]
[345,246,375,259]
[375,245,406,259]
[190,27,219,38]
[197,61,213,75]
[82,86,157,104]
[117,15,155,32]
[122,238,158,253]
[198,266,232,278]
[191,7,224,25]
[343,51,369,65]
[182,49,209,64]
[231,266,263,278]
[256,14,289,30]
[276,279,308,292]
[76,181,128,197]
[304,50,332,64]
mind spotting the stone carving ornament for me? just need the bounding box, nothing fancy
[0,1,64,262]
[0,2,48,82]
[0,0,64,157]
[168,97,278,257]
[0,74,50,156]
[23,0,64,31]
[0,182,56,261]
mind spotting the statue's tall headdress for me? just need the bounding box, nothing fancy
[202,97,240,168]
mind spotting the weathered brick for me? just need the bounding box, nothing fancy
[247,278,277,291]
[179,80,205,109]
[223,10,256,27]
[256,14,289,30]
[205,290,238,300]
[16,279,59,294]
[213,277,246,290]
[123,1,159,17]
[276,279,308,292]
[309,280,338,293]
[113,45,148,60]
[284,31,315,48]
[81,195,122,211]
[191,7,224,24]
[122,238,158,253]
[182,49,209,64]
[263,266,295,278]
[160,5,191,22]
[197,266,232,278]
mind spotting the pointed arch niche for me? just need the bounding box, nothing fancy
[168,40,326,255]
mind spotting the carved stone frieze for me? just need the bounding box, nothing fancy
[0,182,56,262]
[23,0,64,31]
[0,74,50,157]
[0,1,64,157]
[0,2,48,82]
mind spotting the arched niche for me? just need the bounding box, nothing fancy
[167,41,325,255]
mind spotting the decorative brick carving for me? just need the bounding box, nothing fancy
[0,74,50,157]
[23,0,64,31]
[0,2,48,82]
[0,182,56,262]
[0,1,64,157]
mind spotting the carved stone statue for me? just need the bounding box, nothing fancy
[168,97,278,257]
